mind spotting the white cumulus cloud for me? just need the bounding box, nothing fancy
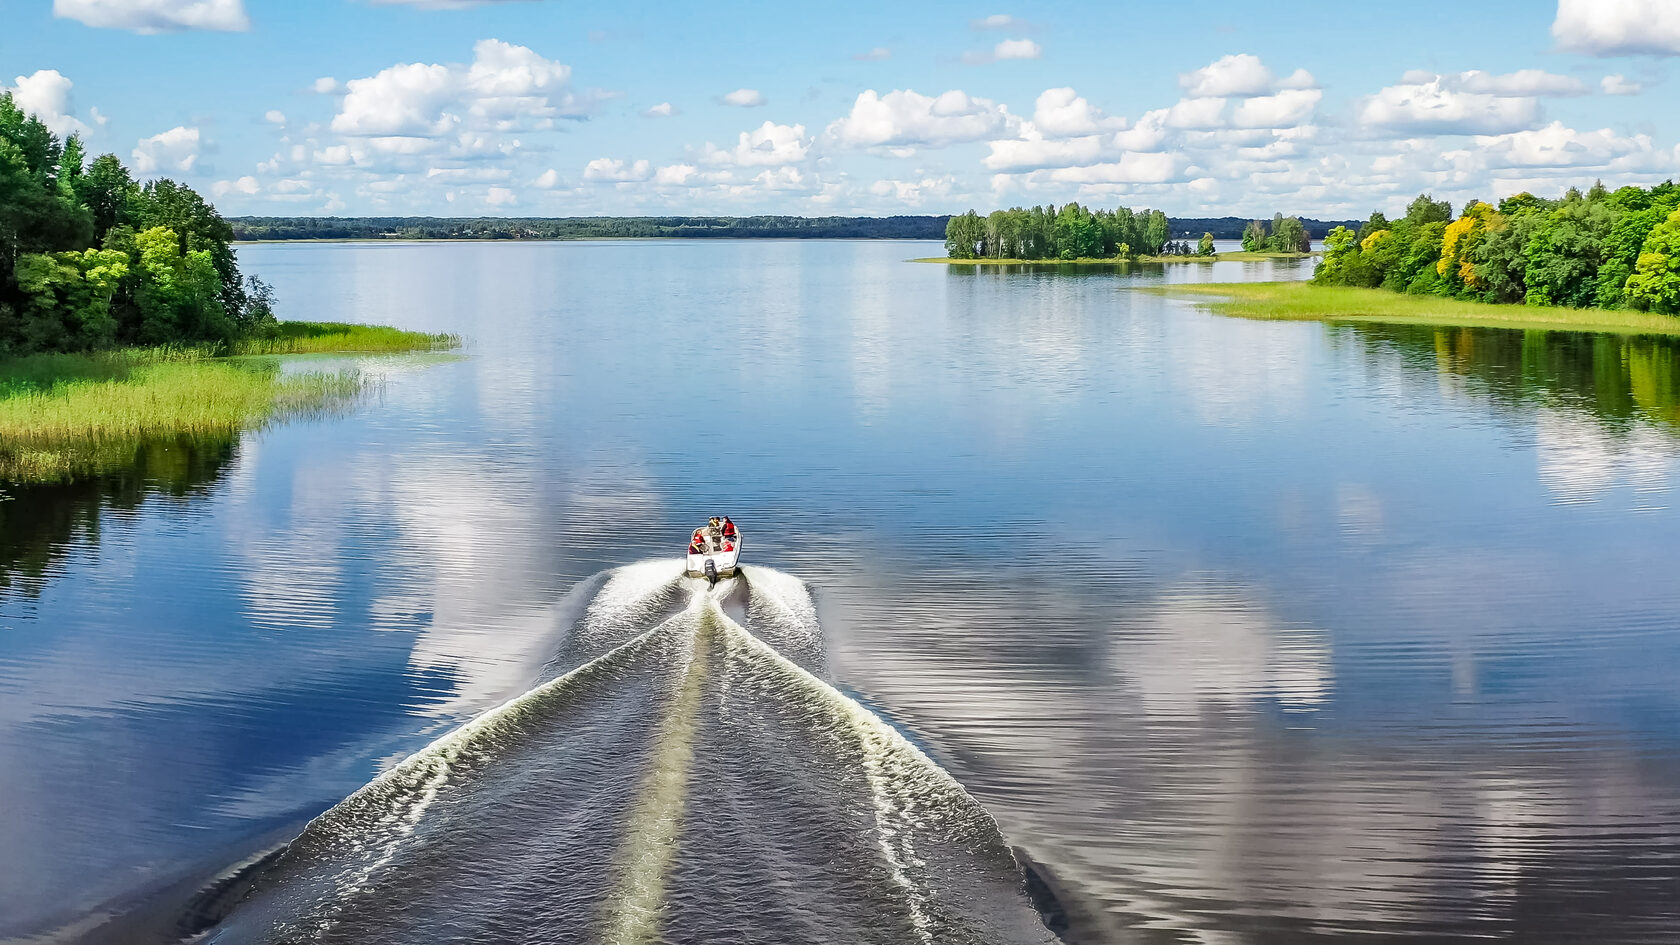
[720,88,766,107]
[264,109,286,125]
[703,121,811,166]
[642,101,677,117]
[1553,0,1680,56]
[582,157,653,182]
[1601,74,1643,95]
[1180,54,1315,98]
[1029,87,1123,137]
[212,175,259,197]
[1359,76,1541,135]
[827,88,1016,149]
[965,37,1042,64]
[5,70,91,137]
[485,186,516,206]
[53,0,249,32]
[332,39,593,139]
[132,125,201,174]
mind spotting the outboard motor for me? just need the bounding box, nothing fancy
[704,559,719,586]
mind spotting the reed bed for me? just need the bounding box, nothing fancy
[1,321,454,483]
[234,321,460,355]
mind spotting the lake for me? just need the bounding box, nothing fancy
[2,239,1678,944]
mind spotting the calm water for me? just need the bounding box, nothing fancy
[3,240,1679,944]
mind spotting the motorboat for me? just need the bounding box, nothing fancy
[685,523,742,585]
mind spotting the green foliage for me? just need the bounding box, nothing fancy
[1197,232,1216,256]
[1269,216,1310,253]
[944,210,983,259]
[1624,208,1680,314]
[1241,220,1267,252]
[1312,183,1680,318]
[0,92,268,357]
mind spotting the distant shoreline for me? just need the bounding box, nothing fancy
[913,251,1319,265]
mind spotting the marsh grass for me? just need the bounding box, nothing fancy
[1155,282,1680,337]
[235,321,460,355]
[0,321,456,483]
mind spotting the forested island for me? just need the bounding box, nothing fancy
[936,203,1333,262]
[0,92,452,483]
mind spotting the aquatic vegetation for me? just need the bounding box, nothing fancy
[0,351,365,482]
[1159,281,1680,336]
[235,321,460,355]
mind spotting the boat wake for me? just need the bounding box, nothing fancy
[200,562,1059,945]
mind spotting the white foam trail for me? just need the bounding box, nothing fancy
[709,597,982,945]
[599,603,710,945]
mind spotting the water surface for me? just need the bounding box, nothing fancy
[2,240,1678,943]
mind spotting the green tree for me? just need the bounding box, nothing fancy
[1241,220,1267,252]
[1524,192,1613,308]
[1270,216,1309,253]
[1624,207,1680,314]
[1313,226,1360,284]
[1197,232,1216,256]
[13,248,127,350]
[944,211,982,258]
[1143,210,1169,256]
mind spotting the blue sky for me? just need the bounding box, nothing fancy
[4,0,1677,218]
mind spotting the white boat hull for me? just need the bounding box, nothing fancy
[685,534,741,579]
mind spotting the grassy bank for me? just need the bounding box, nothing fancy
[1154,282,1680,337]
[913,251,1315,265]
[1,322,458,483]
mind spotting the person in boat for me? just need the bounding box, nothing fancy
[706,517,723,544]
[690,530,707,554]
[721,517,737,542]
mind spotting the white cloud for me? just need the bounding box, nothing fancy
[965,37,1042,64]
[1165,96,1228,130]
[721,88,766,107]
[1231,88,1323,128]
[332,39,593,138]
[867,176,954,205]
[1466,121,1667,170]
[1179,54,1316,98]
[1359,76,1541,135]
[53,0,249,33]
[853,47,891,61]
[1030,87,1122,137]
[702,121,811,167]
[212,175,259,197]
[485,186,516,206]
[654,163,698,186]
[312,76,341,94]
[533,168,561,189]
[5,70,91,137]
[582,157,653,182]
[971,13,1026,29]
[827,88,1016,149]
[1601,74,1643,95]
[1405,68,1587,97]
[131,125,200,174]
[264,109,286,125]
[984,132,1107,172]
[642,101,677,117]
[1553,0,1680,56]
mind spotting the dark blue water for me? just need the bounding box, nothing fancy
[2,240,1678,943]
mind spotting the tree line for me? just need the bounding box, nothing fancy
[944,203,1321,260]
[1241,214,1313,254]
[230,215,952,241]
[1314,183,1680,314]
[1,93,275,356]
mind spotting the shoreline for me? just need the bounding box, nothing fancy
[912,251,1318,266]
[1153,281,1680,337]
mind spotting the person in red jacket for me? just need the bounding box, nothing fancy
[721,517,738,541]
